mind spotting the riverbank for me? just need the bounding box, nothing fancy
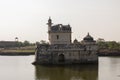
[0,46,35,56]
[0,48,120,56]
[98,49,120,56]
[0,52,34,56]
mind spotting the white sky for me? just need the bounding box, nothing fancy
[0,0,120,42]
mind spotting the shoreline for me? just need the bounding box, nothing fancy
[98,52,120,56]
[0,52,35,56]
[98,49,120,56]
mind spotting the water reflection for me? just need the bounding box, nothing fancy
[35,65,98,80]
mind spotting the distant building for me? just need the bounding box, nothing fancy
[0,41,17,48]
[33,18,98,65]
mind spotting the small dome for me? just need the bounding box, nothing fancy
[83,33,94,41]
[74,39,78,43]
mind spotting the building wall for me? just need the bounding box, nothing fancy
[35,44,98,64]
[49,32,71,44]
[0,41,17,48]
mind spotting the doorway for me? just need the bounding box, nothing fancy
[58,54,65,62]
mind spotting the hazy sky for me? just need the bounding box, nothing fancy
[0,0,120,42]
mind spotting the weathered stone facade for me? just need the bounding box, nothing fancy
[33,18,98,65]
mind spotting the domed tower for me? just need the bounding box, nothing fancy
[82,33,98,52]
[83,33,94,41]
[82,33,96,45]
[47,18,72,45]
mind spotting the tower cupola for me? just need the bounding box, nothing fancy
[47,17,53,31]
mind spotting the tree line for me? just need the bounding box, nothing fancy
[97,41,120,50]
[16,40,35,47]
[17,40,49,47]
[1,39,120,50]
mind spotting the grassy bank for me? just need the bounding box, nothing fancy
[0,49,35,53]
[0,46,35,56]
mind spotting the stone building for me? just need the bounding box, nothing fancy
[33,18,98,65]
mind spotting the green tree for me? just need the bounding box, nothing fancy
[98,41,120,50]
[16,41,23,48]
[107,41,120,50]
[23,40,30,46]
[98,42,108,49]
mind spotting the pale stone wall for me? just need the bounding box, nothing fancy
[49,32,71,44]
[85,45,98,51]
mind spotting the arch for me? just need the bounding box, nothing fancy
[58,54,65,62]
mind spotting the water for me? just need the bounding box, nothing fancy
[99,57,120,80]
[0,56,120,80]
[0,56,35,80]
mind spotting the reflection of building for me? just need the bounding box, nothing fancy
[35,65,98,80]
[33,17,98,65]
